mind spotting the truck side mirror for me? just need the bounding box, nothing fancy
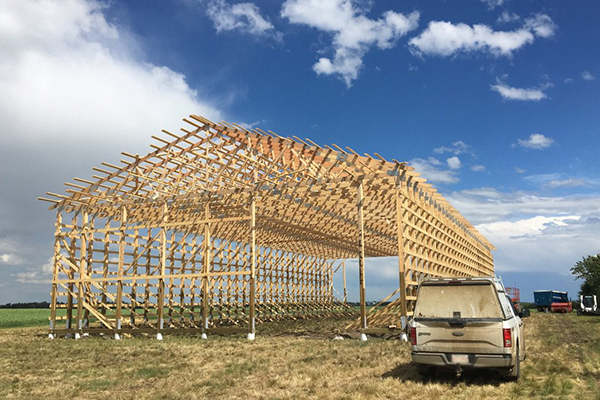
[519,308,531,318]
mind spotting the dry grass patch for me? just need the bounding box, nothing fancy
[1,313,599,399]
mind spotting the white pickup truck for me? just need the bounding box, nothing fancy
[410,276,529,380]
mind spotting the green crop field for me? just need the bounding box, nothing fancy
[1,309,600,399]
[0,308,67,329]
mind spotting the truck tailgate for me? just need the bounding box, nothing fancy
[415,319,505,354]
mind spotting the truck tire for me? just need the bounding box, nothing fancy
[507,344,520,381]
[415,364,433,377]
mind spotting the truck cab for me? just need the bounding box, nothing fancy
[410,276,528,380]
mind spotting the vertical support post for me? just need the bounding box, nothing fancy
[396,190,408,318]
[248,196,256,340]
[75,210,88,339]
[49,212,61,339]
[66,214,77,335]
[201,202,211,337]
[396,190,408,342]
[115,205,126,340]
[342,260,347,304]
[157,203,167,340]
[357,182,367,332]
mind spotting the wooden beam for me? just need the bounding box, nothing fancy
[357,182,367,330]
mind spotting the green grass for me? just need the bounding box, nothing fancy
[0,309,66,329]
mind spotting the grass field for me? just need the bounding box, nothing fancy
[1,309,600,399]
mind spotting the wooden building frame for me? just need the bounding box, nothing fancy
[39,115,494,339]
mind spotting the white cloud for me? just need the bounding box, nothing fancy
[447,156,461,170]
[0,0,224,300]
[515,133,554,149]
[0,253,24,266]
[13,258,53,285]
[497,11,520,24]
[409,157,459,184]
[491,81,550,101]
[480,0,506,10]
[409,13,555,58]
[524,174,589,189]
[471,165,486,172]
[433,140,473,156]
[205,0,281,39]
[581,71,596,81]
[515,167,526,174]
[281,0,419,86]
[564,78,573,84]
[523,13,557,39]
[547,178,586,189]
[446,188,600,275]
[478,215,580,240]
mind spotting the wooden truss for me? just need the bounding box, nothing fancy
[39,115,494,337]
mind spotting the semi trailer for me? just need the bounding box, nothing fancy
[533,290,572,313]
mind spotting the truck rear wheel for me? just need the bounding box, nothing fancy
[507,345,521,381]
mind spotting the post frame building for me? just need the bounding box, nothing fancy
[40,115,495,339]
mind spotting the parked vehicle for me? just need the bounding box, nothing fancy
[410,276,529,380]
[533,290,573,313]
[506,287,521,313]
[577,295,600,316]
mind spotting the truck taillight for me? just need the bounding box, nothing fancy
[503,328,512,347]
[410,327,417,345]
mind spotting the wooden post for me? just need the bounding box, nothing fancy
[49,212,61,338]
[202,202,211,332]
[249,196,257,336]
[75,210,88,338]
[115,206,126,339]
[396,190,408,319]
[157,203,167,336]
[357,182,367,330]
[342,260,347,304]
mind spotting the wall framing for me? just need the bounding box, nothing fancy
[40,115,494,338]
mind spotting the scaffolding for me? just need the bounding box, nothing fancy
[39,115,494,338]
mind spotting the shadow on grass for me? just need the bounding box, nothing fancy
[382,362,507,386]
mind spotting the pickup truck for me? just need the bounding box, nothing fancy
[410,276,529,380]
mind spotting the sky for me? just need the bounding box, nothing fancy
[1,0,599,304]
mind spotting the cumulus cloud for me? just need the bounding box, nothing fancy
[409,157,459,184]
[514,133,554,149]
[581,71,596,81]
[281,0,419,86]
[447,156,461,170]
[515,167,526,174]
[491,80,551,101]
[409,13,556,57]
[0,0,223,301]
[205,0,281,39]
[471,165,486,172]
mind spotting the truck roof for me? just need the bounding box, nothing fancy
[420,276,505,292]
[534,290,568,294]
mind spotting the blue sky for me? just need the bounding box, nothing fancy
[0,0,599,303]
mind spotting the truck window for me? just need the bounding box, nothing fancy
[415,283,503,319]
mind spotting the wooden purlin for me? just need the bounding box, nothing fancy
[41,114,494,337]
